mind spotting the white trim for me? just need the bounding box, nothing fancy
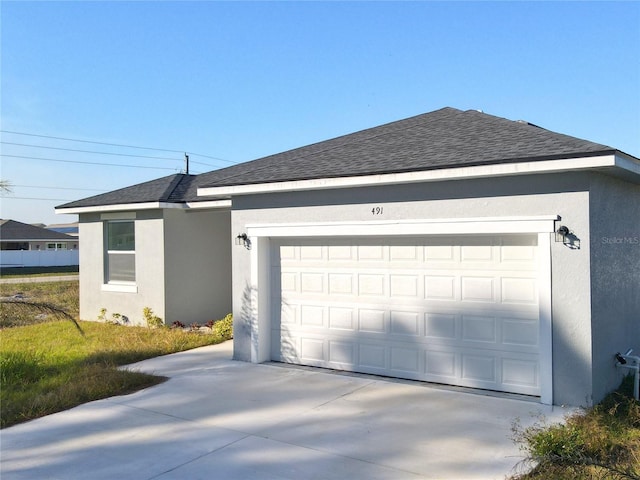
[56,200,231,215]
[538,232,553,405]
[198,154,631,198]
[247,216,559,238]
[101,283,138,293]
[246,216,556,403]
[186,200,232,209]
[250,237,271,363]
[616,152,640,176]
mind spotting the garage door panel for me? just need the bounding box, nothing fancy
[359,343,387,370]
[300,273,324,293]
[390,310,420,336]
[328,245,355,260]
[328,307,355,331]
[502,318,539,347]
[358,274,386,296]
[358,309,387,333]
[461,244,494,261]
[328,340,355,366]
[462,354,497,383]
[280,301,538,353]
[425,350,458,378]
[300,337,324,363]
[389,245,421,260]
[461,276,496,302]
[390,347,421,373]
[501,277,538,304]
[502,358,539,389]
[299,305,324,327]
[425,312,458,339]
[462,315,497,343]
[425,275,457,300]
[274,235,541,396]
[300,245,323,260]
[390,274,421,297]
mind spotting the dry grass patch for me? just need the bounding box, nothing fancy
[511,376,640,480]
[1,280,232,429]
[1,319,231,428]
[0,280,79,328]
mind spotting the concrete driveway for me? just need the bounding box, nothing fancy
[0,341,570,480]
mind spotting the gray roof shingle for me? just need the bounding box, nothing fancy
[0,219,77,241]
[57,173,193,209]
[57,107,616,209]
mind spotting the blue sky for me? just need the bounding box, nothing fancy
[1,1,639,225]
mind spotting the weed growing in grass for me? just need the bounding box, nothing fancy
[0,317,233,428]
[210,313,233,339]
[511,375,640,480]
[0,281,79,328]
[143,307,163,328]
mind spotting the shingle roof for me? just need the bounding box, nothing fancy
[197,107,613,190]
[57,173,193,209]
[57,107,616,209]
[0,219,77,241]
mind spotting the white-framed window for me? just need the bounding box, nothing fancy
[105,221,135,283]
[47,243,68,250]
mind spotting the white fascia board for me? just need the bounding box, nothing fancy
[56,200,231,215]
[55,202,179,215]
[615,152,640,177]
[198,154,620,198]
[247,215,559,238]
[185,200,231,209]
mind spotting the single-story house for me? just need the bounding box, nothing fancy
[0,219,80,268]
[56,107,640,407]
[0,219,78,251]
[47,222,80,238]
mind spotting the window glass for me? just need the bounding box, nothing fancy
[105,221,135,283]
[107,222,135,251]
[107,253,136,282]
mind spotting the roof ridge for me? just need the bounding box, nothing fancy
[160,173,193,202]
[198,108,465,186]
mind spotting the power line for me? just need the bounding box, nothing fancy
[11,184,106,192]
[0,196,73,202]
[1,154,178,171]
[0,129,236,164]
[1,141,181,161]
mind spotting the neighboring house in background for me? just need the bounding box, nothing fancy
[56,107,640,407]
[0,219,79,267]
[0,219,78,251]
[47,222,79,238]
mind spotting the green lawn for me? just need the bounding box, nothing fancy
[0,265,79,278]
[0,279,232,428]
[0,319,232,428]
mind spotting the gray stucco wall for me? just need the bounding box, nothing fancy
[589,173,640,403]
[78,208,232,327]
[78,210,166,325]
[230,172,596,406]
[163,209,232,324]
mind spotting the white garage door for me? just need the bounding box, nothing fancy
[271,235,541,396]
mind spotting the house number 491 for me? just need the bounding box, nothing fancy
[371,206,384,215]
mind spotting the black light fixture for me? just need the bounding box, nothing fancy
[235,233,251,249]
[556,225,570,242]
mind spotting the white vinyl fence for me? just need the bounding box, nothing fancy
[0,250,79,267]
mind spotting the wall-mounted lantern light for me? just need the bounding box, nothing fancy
[555,224,580,249]
[555,225,570,243]
[235,233,251,250]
